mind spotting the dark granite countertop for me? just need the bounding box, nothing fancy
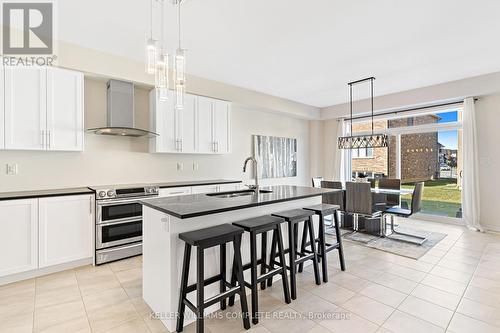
[0,180,241,201]
[0,187,95,201]
[141,185,340,219]
[156,179,241,188]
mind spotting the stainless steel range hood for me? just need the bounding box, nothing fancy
[87,79,158,138]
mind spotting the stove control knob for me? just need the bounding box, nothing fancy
[98,191,106,198]
[146,188,152,193]
[107,190,115,197]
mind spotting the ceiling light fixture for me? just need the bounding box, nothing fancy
[145,0,158,75]
[155,0,169,101]
[338,77,389,149]
[174,0,186,110]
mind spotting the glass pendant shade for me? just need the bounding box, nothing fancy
[145,38,157,75]
[174,48,186,109]
[155,52,169,101]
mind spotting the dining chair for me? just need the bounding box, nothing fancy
[319,180,344,233]
[345,182,384,238]
[312,177,324,188]
[378,178,401,207]
[382,182,426,245]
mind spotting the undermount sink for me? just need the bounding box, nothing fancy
[206,189,273,199]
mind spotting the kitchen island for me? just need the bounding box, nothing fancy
[141,185,338,332]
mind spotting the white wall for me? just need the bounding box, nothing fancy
[0,79,311,191]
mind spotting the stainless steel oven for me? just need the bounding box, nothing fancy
[90,185,159,264]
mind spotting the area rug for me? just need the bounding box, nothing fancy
[338,227,447,259]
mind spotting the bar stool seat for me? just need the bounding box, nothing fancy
[232,215,284,232]
[177,224,250,333]
[269,209,321,300]
[179,224,244,246]
[302,203,345,282]
[229,215,291,324]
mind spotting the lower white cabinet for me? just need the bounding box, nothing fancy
[38,195,93,268]
[0,194,94,278]
[191,185,219,194]
[159,187,192,197]
[0,199,38,277]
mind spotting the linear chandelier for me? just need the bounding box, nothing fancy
[337,77,389,149]
[145,0,187,108]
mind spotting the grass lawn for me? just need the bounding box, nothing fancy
[401,178,462,217]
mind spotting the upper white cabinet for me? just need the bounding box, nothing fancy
[150,90,177,153]
[4,67,47,150]
[2,66,84,151]
[213,100,231,154]
[0,199,38,277]
[46,68,84,151]
[150,91,231,154]
[38,195,93,268]
[197,96,215,154]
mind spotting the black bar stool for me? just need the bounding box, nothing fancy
[301,204,346,282]
[177,224,250,333]
[228,215,291,324]
[268,209,321,300]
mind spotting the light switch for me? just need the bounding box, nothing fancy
[6,163,18,175]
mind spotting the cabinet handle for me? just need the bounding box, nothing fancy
[215,140,219,152]
[89,196,93,215]
[170,191,185,195]
[41,130,45,148]
[181,139,183,151]
[48,131,51,149]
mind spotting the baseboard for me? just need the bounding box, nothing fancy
[0,257,93,286]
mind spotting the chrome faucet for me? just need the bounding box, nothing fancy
[243,157,259,191]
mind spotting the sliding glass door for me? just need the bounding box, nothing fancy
[346,109,463,222]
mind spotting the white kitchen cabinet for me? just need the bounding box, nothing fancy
[191,185,219,194]
[159,187,192,197]
[4,67,47,150]
[197,96,215,154]
[150,92,231,154]
[177,94,197,153]
[150,90,177,153]
[0,199,38,277]
[38,195,93,268]
[46,67,84,151]
[213,100,231,154]
[3,66,84,151]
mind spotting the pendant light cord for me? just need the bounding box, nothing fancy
[371,78,374,135]
[150,0,153,38]
[178,0,181,49]
[160,0,164,51]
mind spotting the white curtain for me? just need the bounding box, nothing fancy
[332,119,351,184]
[462,97,482,231]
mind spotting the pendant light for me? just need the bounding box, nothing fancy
[155,0,169,101]
[338,77,389,149]
[174,0,186,110]
[145,0,157,75]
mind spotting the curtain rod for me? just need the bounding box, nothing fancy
[347,98,477,122]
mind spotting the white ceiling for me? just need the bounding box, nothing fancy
[58,0,500,108]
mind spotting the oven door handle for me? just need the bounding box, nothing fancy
[98,219,142,227]
[96,198,147,206]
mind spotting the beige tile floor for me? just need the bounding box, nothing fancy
[2,218,500,333]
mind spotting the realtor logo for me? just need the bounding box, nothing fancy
[2,2,53,55]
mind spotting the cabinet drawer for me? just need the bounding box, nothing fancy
[159,187,192,197]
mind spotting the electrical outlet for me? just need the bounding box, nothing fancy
[6,163,18,175]
[177,162,184,171]
[193,163,199,171]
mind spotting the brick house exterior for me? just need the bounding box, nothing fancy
[351,115,440,183]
